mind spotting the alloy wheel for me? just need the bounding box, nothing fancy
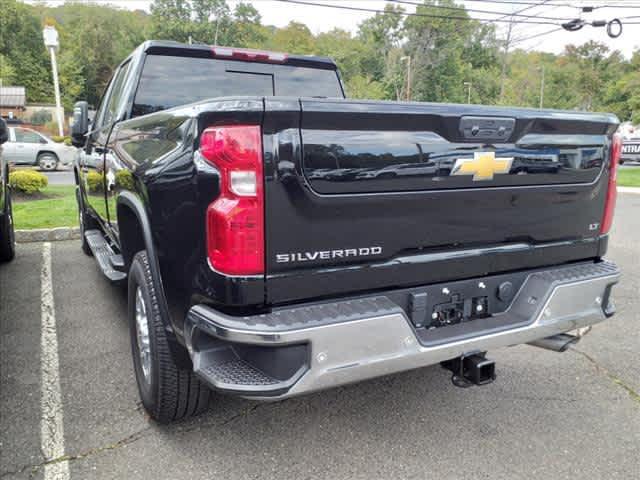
[135,287,152,382]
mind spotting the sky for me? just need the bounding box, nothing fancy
[27,0,640,58]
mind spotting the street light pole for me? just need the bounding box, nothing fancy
[43,26,64,137]
[400,56,411,101]
[464,82,472,104]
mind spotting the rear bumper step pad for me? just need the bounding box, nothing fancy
[185,261,619,399]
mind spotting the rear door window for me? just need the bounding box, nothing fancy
[14,128,44,144]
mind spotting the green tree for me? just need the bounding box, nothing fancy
[269,22,315,55]
[57,49,85,111]
[345,75,387,100]
[191,0,232,44]
[0,54,18,85]
[604,50,640,122]
[0,0,51,102]
[357,3,405,79]
[150,0,192,42]
[39,3,149,106]
[403,0,479,103]
[562,41,626,111]
[228,2,265,47]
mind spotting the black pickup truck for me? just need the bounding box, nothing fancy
[71,41,621,423]
[0,117,15,263]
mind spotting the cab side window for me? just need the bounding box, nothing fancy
[14,128,45,144]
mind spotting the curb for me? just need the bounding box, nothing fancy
[16,227,81,243]
[618,186,640,194]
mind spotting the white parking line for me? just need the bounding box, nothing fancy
[40,242,70,480]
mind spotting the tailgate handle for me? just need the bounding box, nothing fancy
[459,116,515,141]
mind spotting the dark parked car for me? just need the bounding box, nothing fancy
[72,41,621,423]
[0,117,15,262]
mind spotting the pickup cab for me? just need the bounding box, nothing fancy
[71,41,621,423]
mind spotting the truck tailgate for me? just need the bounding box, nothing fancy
[262,98,618,304]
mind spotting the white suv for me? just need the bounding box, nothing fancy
[2,126,75,171]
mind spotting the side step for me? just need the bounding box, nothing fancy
[84,229,127,282]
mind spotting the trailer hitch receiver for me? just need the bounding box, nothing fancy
[441,353,496,388]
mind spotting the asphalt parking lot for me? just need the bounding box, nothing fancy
[1,194,639,480]
[43,169,74,186]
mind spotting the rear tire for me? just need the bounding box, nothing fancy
[38,153,59,171]
[0,192,15,263]
[128,251,209,423]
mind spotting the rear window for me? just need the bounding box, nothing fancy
[132,54,343,117]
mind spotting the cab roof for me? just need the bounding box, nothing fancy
[139,40,338,71]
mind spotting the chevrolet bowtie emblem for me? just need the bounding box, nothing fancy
[451,152,513,181]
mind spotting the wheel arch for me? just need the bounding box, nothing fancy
[117,191,189,365]
[37,150,60,161]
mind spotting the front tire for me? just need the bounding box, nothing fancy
[128,251,209,423]
[0,192,16,262]
[38,153,59,171]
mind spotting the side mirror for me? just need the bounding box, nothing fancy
[0,118,8,144]
[71,101,89,147]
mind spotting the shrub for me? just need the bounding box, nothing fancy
[115,170,134,190]
[30,109,53,126]
[9,170,48,194]
[50,135,71,144]
[87,171,104,193]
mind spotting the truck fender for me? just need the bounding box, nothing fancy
[117,191,191,368]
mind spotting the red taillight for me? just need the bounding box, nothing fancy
[600,133,621,235]
[200,125,264,275]
[211,46,288,63]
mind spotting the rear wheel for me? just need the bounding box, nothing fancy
[0,192,15,262]
[128,251,210,423]
[38,153,59,171]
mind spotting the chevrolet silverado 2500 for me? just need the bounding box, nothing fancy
[71,41,621,423]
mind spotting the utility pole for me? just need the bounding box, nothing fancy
[464,82,473,104]
[43,26,64,137]
[400,56,411,101]
[539,65,545,109]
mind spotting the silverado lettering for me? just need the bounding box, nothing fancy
[71,41,621,424]
[276,247,383,263]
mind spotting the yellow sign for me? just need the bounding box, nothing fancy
[451,152,514,181]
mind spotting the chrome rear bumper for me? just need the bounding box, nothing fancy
[184,261,619,400]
